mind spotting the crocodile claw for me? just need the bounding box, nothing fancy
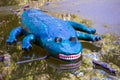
[22,44,32,51]
[6,38,17,44]
[88,28,96,34]
[92,36,101,41]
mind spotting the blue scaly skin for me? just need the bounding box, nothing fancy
[7,8,101,61]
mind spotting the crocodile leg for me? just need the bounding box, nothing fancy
[22,34,35,51]
[66,21,96,34]
[7,26,24,44]
[76,31,101,41]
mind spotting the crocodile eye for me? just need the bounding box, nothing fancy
[70,37,77,42]
[55,37,62,43]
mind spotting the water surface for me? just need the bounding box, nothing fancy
[0,0,120,80]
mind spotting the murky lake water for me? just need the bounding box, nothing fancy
[0,0,120,80]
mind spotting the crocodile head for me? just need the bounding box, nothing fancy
[45,37,82,61]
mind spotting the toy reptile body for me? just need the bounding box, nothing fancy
[7,8,101,61]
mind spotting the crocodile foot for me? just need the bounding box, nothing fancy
[87,28,96,34]
[22,44,32,51]
[92,36,101,41]
[6,38,17,44]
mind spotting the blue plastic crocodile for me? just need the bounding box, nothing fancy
[7,8,101,61]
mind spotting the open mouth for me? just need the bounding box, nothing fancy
[59,52,81,60]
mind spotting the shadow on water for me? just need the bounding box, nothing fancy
[0,1,120,80]
[10,57,82,80]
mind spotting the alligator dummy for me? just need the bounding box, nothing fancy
[7,8,101,61]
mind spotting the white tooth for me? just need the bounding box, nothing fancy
[59,52,81,60]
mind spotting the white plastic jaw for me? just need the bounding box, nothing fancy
[59,52,81,60]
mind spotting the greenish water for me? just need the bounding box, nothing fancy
[0,1,120,80]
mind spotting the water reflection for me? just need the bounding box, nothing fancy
[47,57,82,72]
[9,58,82,80]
